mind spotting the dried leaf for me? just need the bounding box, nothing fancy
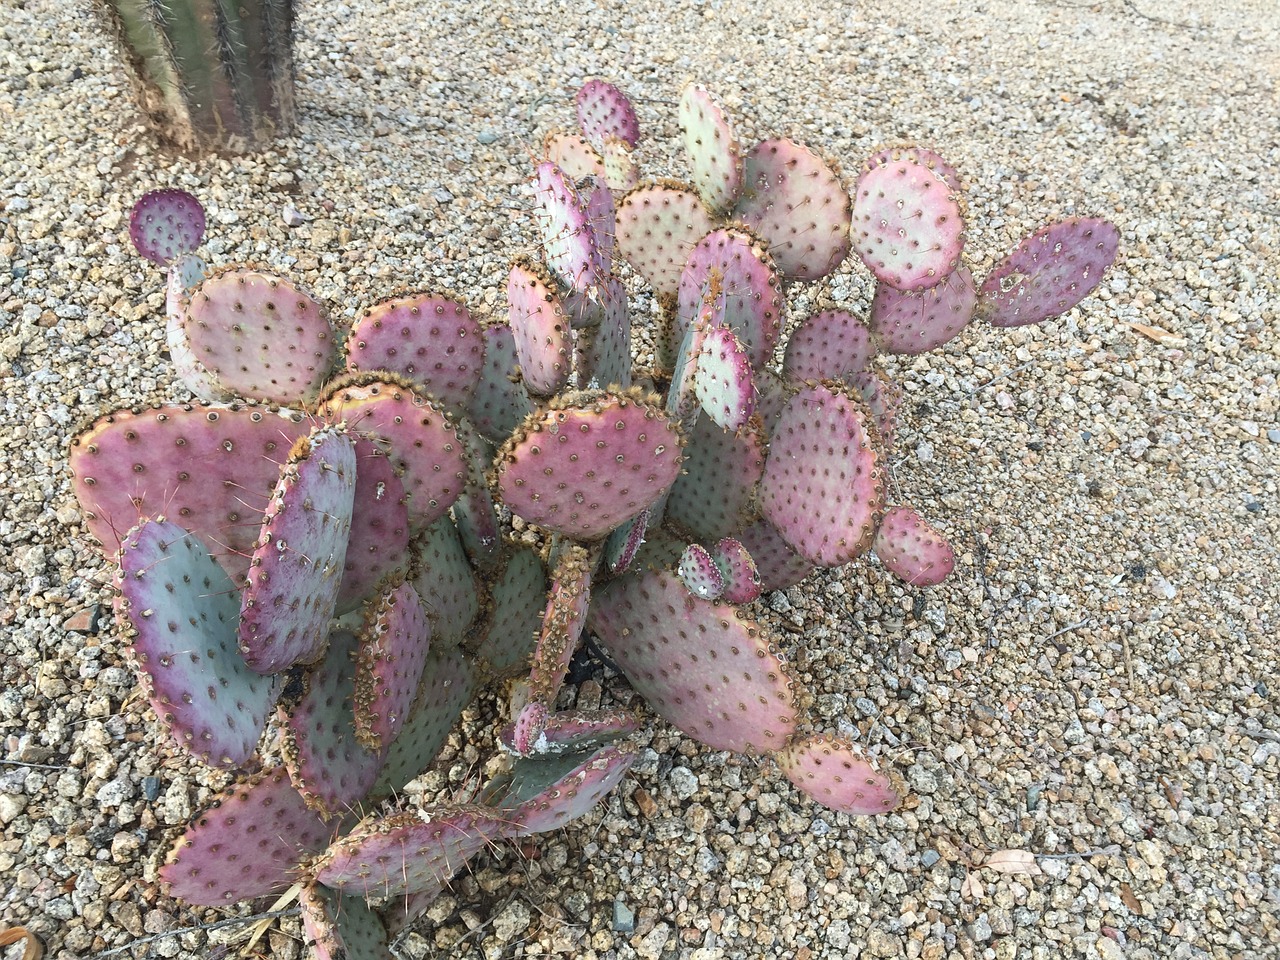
[984,848,1043,876]
[0,927,44,960]
[1120,882,1144,916]
[1127,322,1180,343]
[961,871,984,900]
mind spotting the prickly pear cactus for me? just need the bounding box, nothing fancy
[70,79,1118,957]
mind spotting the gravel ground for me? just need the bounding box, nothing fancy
[2,0,1278,958]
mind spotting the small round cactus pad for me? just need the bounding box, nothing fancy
[852,156,964,291]
[615,181,717,297]
[679,84,742,215]
[116,519,279,767]
[979,217,1120,327]
[870,265,976,354]
[872,504,956,587]
[130,188,206,265]
[783,308,876,383]
[775,735,901,815]
[492,389,683,541]
[575,78,640,149]
[760,382,886,567]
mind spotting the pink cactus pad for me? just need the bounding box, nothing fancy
[314,804,506,899]
[679,84,743,215]
[471,546,547,675]
[507,258,572,396]
[676,227,783,371]
[369,645,478,801]
[752,367,790,434]
[493,389,683,541]
[177,267,336,405]
[588,564,799,754]
[575,275,632,390]
[782,309,876,382]
[760,382,886,567]
[665,413,765,544]
[864,145,962,192]
[70,402,311,582]
[496,742,638,836]
[280,629,386,817]
[527,545,594,709]
[509,700,551,756]
[165,254,217,398]
[130,188,206,265]
[979,217,1119,327]
[354,579,432,751]
[453,433,504,573]
[852,156,964,291]
[318,375,468,532]
[735,518,814,592]
[732,139,851,281]
[848,370,904,450]
[581,175,617,267]
[602,136,640,193]
[336,439,410,615]
[544,131,605,180]
[299,883,389,960]
[575,79,640,149]
[678,542,725,600]
[345,292,483,412]
[533,161,603,294]
[501,708,643,756]
[605,508,649,575]
[711,537,761,604]
[465,323,534,443]
[238,425,357,674]
[775,735,901,815]
[870,265,976,354]
[115,519,278,767]
[695,324,756,431]
[873,505,956,587]
[410,517,480,648]
[159,768,331,905]
[615,181,717,297]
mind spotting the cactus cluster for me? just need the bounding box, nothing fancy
[72,81,1117,954]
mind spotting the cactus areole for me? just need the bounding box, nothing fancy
[70,80,1118,952]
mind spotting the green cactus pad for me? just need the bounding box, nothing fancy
[979,217,1120,327]
[710,537,761,604]
[665,414,765,544]
[299,883,389,960]
[679,84,743,216]
[345,292,484,413]
[753,367,790,434]
[544,130,605,180]
[602,136,640,193]
[604,508,649,575]
[160,768,331,906]
[615,181,717,297]
[280,628,386,818]
[732,139,851,281]
[735,518,815,592]
[130,188,206,266]
[177,267,336,405]
[70,402,310,581]
[849,370,903,450]
[313,804,506,899]
[760,382,886,567]
[865,145,961,192]
[116,519,278,767]
[870,265,976,354]
[527,544,594,708]
[775,735,901,815]
[237,425,356,674]
[576,276,632,390]
[409,517,480,649]
[354,580,432,752]
[471,546,547,675]
[507,257,572,396]
[873,505,956,587]
[465,322,535,443]
[369,644,478,800]
[676,227,783,370]
[337,439,411,615]
[575,79,640,149]
[695,324,756,431]
[588,565,799,753]
[852,156,964,291]
[782,309,876,383]
[533,161,603,294]
[495,741,637,836]
[318,374,468,532]
[492,389,683,541]
[678,542,725,600]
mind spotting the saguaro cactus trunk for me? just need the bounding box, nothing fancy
[95,0,296,153]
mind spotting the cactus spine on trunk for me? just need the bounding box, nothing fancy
[94,0,295,152]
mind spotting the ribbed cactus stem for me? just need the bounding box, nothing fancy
[95,0,295,153]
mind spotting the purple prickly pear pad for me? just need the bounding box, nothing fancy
[466,322,535,443]
[544,130,605,180]
[783,308,877,382]
[695,324,756,432]
[679,84,743,215]
[711,537,761,604]
[299,883,389,960]
[496,741,638,836]
[615,181,717,297]
[678,542,725,600]
[980,217,1119,328]
[336,438,410,615]
[870,265,976,355]
[507,258,572,396]
[130,188,206,265]
[576,79,640,149]
[354,579,432,752]
[873,505,956,587]
[776,735,901,815]
[533,161,603,294]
